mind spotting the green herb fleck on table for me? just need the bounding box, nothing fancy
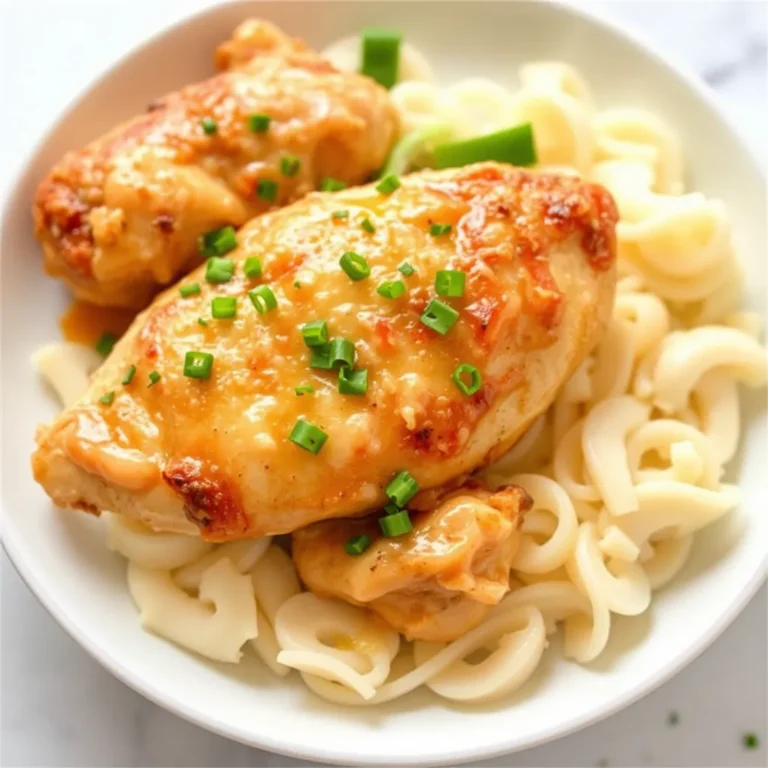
[743,732,759,750]
[667,711,680,726]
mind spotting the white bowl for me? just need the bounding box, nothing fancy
[2,1,766,765]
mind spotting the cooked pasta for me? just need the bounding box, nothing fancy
[34,41,766,709]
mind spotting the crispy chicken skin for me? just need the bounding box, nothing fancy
[32,163,617,541]
[292,483,532,642]
[33,19,397,308]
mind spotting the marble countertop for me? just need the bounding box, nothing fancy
[1,1,765,766]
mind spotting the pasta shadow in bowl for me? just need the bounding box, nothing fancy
[2,1,766,766]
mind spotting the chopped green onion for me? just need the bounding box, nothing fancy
[301,320,329,348]
[383,123,452,176]
[180,282,201,297]
[386,470,419,507]
[98,391,115,406]
[338,367,368,396]
[248,285,277,314]
[121,365,136,386]
[430,223,452,237]
[295,384,315,396]
[280,155,301,177]
[332,209,349,220]
[199,225,237,257]
[344,534,372,556]
[432,122,537,169]
[361,218,376,234]
[379,509,412,537]
[667,712,680,727]
[397,261,415,276]
[257,179,278,202]
[205,256,234,284]
[309,344,333,370]
[211,296,237,319]
[147,371,161,387]
[247,113,271,133]
[452,363,482,396]
[421,298,459,335]
[377,280,405,299]
[289,419,328,454]
[200,117,217,135]
[320,177,347,192]
[340,251,370,281]
[435,269,466,298]
[375,174,401,195]
[361,28,401,89]
[244,257,262,279]
[183,351,214,379]
[96,332,117,357]
[743,733,759,750]
[197,317,209,327]
[293,280,301,289]
[383,502,400,516]
[330,338,355,369]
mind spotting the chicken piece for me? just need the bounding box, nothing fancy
[32,163,617,541]
[34,19,397,308]
[292,483,532,642]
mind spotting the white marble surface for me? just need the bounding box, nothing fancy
[1,1,765,766]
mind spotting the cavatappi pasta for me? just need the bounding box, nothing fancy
[36,49,766,707]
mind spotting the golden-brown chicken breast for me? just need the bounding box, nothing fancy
[34,19,397,308]
[292,483,532,642]
[32,163,617,540]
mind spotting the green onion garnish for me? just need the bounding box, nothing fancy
[386,470,419,507]
[98,391,115,406]
[377,280,405,299]
[361,218,376,234]
[430,223,452,237]
[211,296,237,319]
[344,534,372,556]
[398,261,415,276]
[295,384,315,396]
[280,155,301,177]
[183,351,214,379]
[147,371,161,388]
[309,344,333,370]
[121,365,136,386]
[205,257,234,284]
[340,251,370,281]
[332,209,349,220]
[289,419,328,454]
[180,282,201,297]
[375,174,401,195]
[432,123,537,169]
[330,338,355,369]
[257,179,278,202]
[244,257,262,279]
[383,502,400,516]
[249,285,278,314]
[302,320,329,348]
[320,177,347,192]
[435,269,466,298]
[293,280,301,289]
[200,117,217,135]
[199,225,237,257]
[361,28,401,89]
[452,363,482,396]
[379,509,412,537]
[248,113,271,133]
[96,332,117,357]
[421,298,459,335]
[667,712,680,727]
[197,317,209,327]
[743,733,759,750]
[338,367,368,396]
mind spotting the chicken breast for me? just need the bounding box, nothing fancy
[292,483,532,642]
[32,163,617,540]
[34,19,397,308]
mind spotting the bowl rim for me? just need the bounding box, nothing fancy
[2,1,766,765]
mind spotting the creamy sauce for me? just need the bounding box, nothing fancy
[60,300,135,346]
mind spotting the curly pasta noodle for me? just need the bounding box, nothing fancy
[35,44,766,707]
